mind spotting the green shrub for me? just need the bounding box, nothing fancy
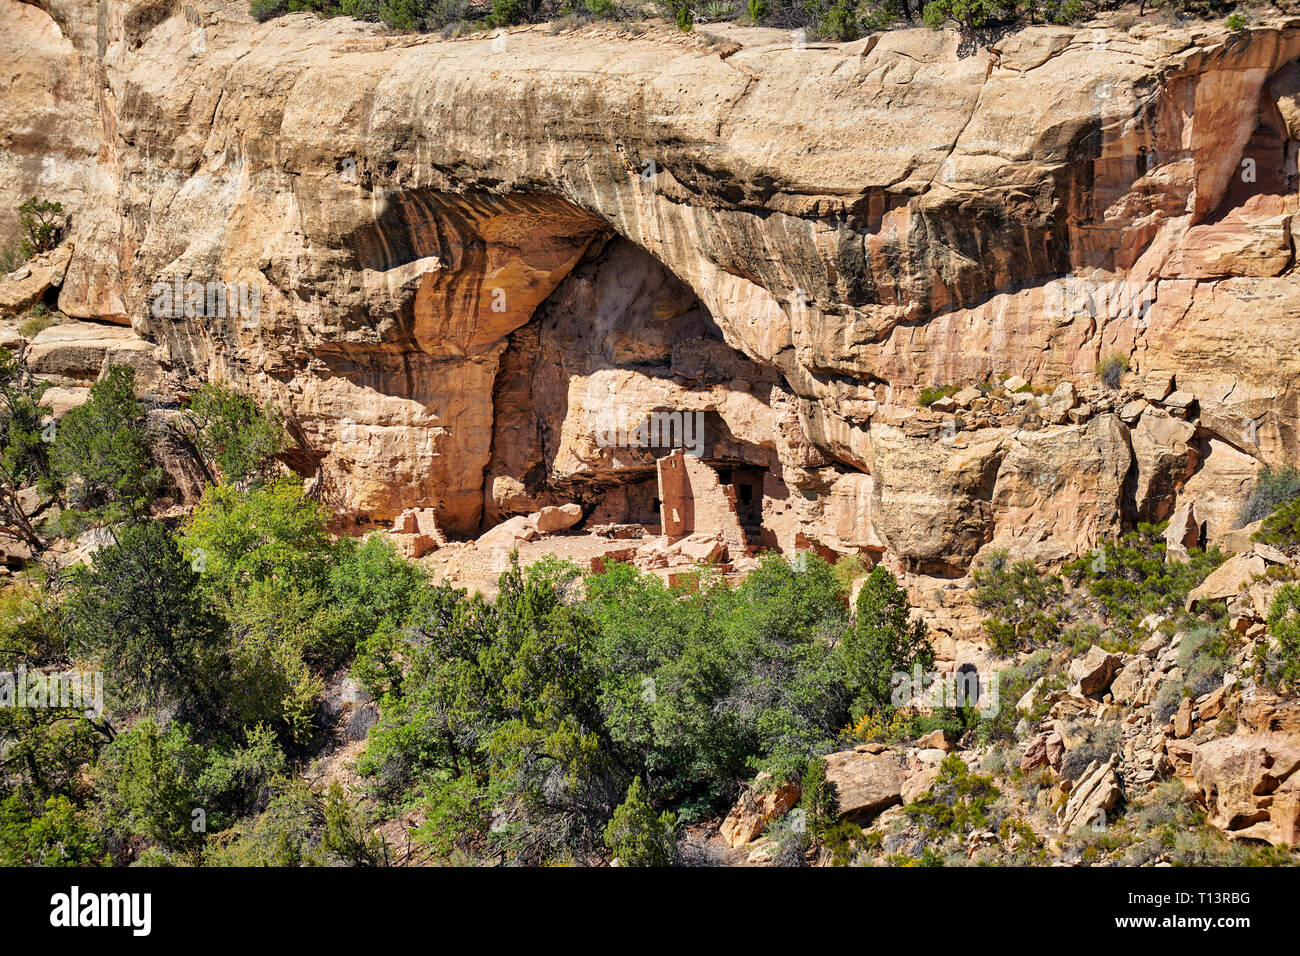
[412,771,486,862]
[971,549,1064,654]
[63,520,224,717]
[975,648,1052,746]
[17,197,64,260]
[1253,494,1300,547]
[841,564,933,715]
[0,347,56,550]
[816,0,856,38]
[922,0,1015,30]
[19,303,55,338]
[0,246,23,274]
[321,780,389,865]
[1263,583,1300,689]
[184,382,289,487]
[250,0,289,19]
[1154,622,1231,720]
[1240,465,1300,527]
[917,383,960,407]
[50,365,164,520]
[904,753,999,838]
[1062,524,1224,641]
[604,777,676,866]
[1037,0,1084,22]
[1059,723,1120,782]
[492,0,526,24]
[181,478,336,598]
[0,795,105,866]
[201,777,324,866]
[1226,12,1245,30]
[95,719,205,851]
[798,759,838,852]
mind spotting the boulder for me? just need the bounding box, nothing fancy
[1118,398,1148,424]
[26,321,159,387]
[1058,754,1122,834]
[1109,663,1146,705]
[1173,697,1194,739]
[1197,685,1226,721]
[1020,731,1064,772]
[1220,520,1264,556]
[1138,632,1168,657]
[1185,553,1267,610]
[1142,372,1174,403]
[1068,646,1122,697]
[0,245,73,317]
[534,503,583,533]
[1163,500,1201,563]
[476,514,537,549]
[1165,739,1197,778]
[823,750,906,822]
[916,728,953,753]
[901,765,941,805]
[1043,381,1076,424]
[719,773,800,847]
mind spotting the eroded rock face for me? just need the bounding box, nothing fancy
[5,2,1300,562]
[1186,699,1300,846]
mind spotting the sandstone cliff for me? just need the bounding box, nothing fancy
[4,0,1300,576]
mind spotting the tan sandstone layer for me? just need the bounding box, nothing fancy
[3,1,1300,583]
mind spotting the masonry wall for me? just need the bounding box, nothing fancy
[657,449,748,553]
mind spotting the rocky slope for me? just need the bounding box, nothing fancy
[4,1,1300,585]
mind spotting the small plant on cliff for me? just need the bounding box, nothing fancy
[1096,352,1129,389]
[249,0,288,20]
[971,550,1064,655]
[1242,465,1300,529]
[798,759,859,863]
[604,777,676,866]
[1262,584,1300,690]
[917,383,959,407]
[17,197,65,260]
[1226,12,1245,31]
[1063,524,1224,641]
[1254,496,1300,548]
[0,246,23,275]
[1153,621,1230,720]
[19,303,57,339]
[905,753,999,839]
